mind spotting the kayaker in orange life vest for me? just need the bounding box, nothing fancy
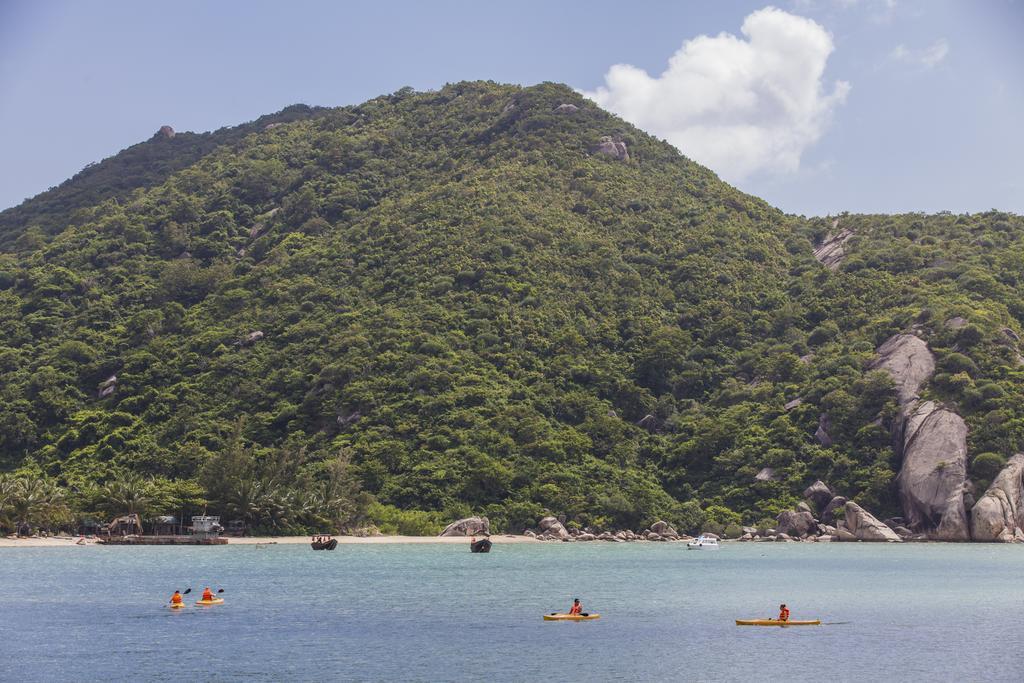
[778,604,790,622]
[202,587,214,601]
[569,598,583,615]
[170,591,183,605]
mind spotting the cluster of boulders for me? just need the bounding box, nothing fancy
[519,517,696,543]
[738,481,904,543]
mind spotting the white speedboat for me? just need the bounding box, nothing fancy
[686,535,720,550]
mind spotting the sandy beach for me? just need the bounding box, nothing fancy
[0,534,539,548]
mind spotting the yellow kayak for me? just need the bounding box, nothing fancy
[169,602,186,609]
[196,598,224,606]
[544,613,600,621]
[736,619,820,626]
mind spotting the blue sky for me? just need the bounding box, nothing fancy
[1,0,1021,216]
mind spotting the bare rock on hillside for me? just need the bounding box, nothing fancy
[844,502,901,542]
[784,398,803,411]
[554,103,579,114]
[157,125,175,139]
[592,136,629,161]
[971,454,1024,542]
[871,334,936,404]
[754,467,776,482]
[944,316,968,330]
[813,228,854,270]
[439,516,489,537]
[899,401,970,541]
[815,413,833,447]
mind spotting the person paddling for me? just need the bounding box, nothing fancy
[202,587,214,601]
[778,604,790,622]
[170,591,183,606]
[569,598,583,615]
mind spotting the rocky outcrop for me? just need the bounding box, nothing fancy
[538,516,570,539]
[776,510,816,537]
[970,454,1024,542]
[592,136,629,161]
[439,516,489,537]
[843,502,901,542]
[754,467,776,482]
[872,333,971,539]
[812,224,853,270]
[784,398,803,411]
[554,103,579,114]
[899,401,970,540]
[803,481,833,511]
[649,520,679,539]
[157,125,175,139]
[871,334,936,404]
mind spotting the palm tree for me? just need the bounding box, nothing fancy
[98,474,153,518]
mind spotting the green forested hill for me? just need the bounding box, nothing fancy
[1,81,1022,535]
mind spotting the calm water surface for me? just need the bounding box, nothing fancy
[1,541,1022,682]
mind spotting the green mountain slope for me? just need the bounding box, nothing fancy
[1,81,1022,534]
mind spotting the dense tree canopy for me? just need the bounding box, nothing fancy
[1,81,1022,535]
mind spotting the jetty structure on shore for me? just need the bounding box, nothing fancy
[98,515,227,545]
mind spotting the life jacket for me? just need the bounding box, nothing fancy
[203,589,214,601]
[779,608,790,621]
[171,593,183,604]
[569,603,582,614]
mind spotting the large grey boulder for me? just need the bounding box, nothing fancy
[776,510,816,537]
[898,401,970,540]
[538,516,570,540]
[844,502,901,542]
[803,481,833,511]
[439,516,490,537]
[871,334,936,405]
[592,136,629,161]
[971,454,1024,542]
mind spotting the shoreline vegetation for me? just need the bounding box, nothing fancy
[0,534,543,548]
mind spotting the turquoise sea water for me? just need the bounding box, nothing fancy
[2,541,1023,682]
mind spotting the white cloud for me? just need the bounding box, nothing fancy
[582,7,849,181]
[890,39,949,68]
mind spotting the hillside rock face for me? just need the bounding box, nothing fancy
[812,224,854,270]
[871,334,935,404]
[843,502,901,542]
[970,454,1024,542]
[898,401,970,540]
